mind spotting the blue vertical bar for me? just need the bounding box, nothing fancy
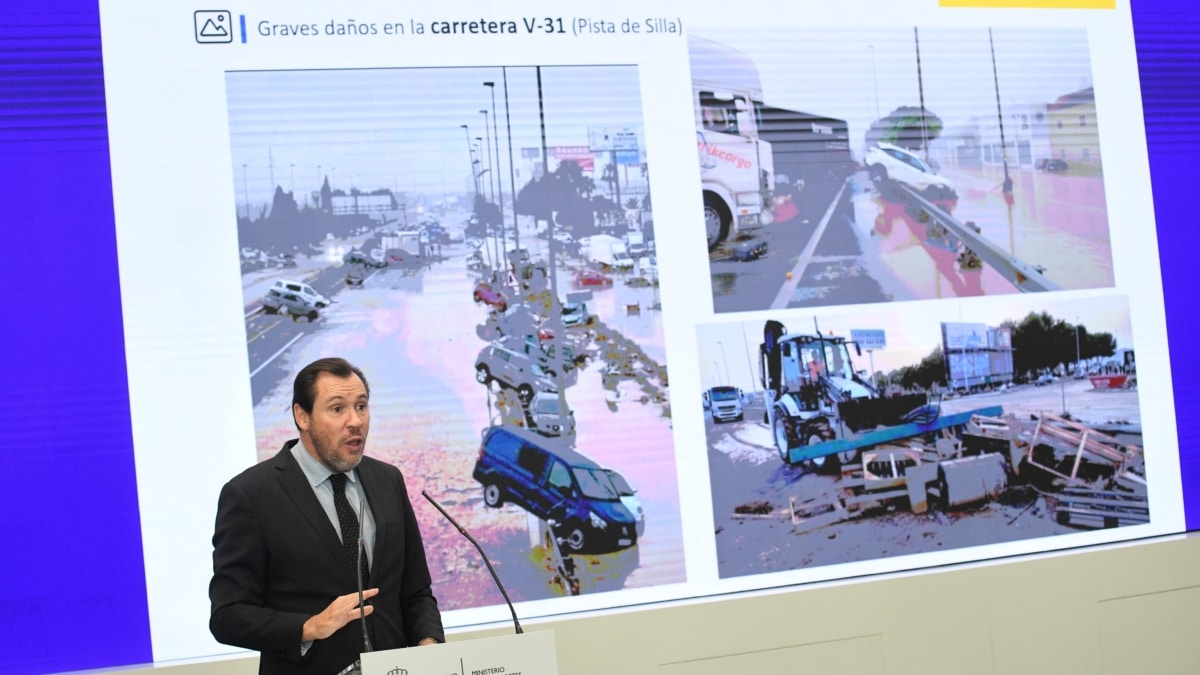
[1132,0,1200,529]
[0,1,151,673]
[240,13,247,43]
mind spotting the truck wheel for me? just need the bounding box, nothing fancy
[306,311,318,322]
[483,482,504,508]
[475,365,491,385]
[772,407,798,463]
[704,193,730,251]
[803,421,839,474]
[517,384,534,404]
[868,164,887,185]
[807,437,834,472]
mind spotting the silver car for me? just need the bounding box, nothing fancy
[475,343,555,403]
[525,391,576,437]
[262,289,319,322]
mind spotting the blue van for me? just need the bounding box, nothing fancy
[472,426,639,554]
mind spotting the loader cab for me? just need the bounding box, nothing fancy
[821,340,854,380]
[776,338,825,412]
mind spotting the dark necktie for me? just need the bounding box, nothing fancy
[329,473,370,584]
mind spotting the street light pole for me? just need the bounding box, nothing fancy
[480,110,495,203]
[460,124,478,198]
[717,341,731,387]
[498,73,520,251]
[740,322,758,395]
[484,81,505,253]
[990,28,1013,194]
[484,83,499,218]
[914,27,929,163]
[476,137,488,200]
[473,142,486,211]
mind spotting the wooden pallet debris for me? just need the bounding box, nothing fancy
[1050,487,1150,529]
[1024,413,1144,487]
[963,414,1027,468]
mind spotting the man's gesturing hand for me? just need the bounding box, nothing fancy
[302,588,379,642]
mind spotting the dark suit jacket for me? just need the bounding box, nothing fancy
[210,440,444,675]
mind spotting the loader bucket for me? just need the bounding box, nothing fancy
[837,393,932,433]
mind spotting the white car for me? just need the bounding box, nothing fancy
[865,142,957,200]
[266,279,330,308]
[561,301,591,328]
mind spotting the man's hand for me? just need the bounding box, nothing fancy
[417,638,438,646]
[302,588,379,642]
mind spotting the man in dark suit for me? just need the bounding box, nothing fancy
[210,357,443,675]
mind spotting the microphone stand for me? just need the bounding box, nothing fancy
[422,490,523,634]
[357,498,372,653]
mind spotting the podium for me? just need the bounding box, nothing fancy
[360,630,559,675]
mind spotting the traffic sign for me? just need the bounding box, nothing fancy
[851,329,887,350]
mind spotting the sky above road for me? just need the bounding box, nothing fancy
[692,26,1094,157]
[226,65,645,209]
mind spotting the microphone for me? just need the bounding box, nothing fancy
[357,497,372,653]
[421,490,523,634]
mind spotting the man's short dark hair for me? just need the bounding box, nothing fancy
[292,357,370,428]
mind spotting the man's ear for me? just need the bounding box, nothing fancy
[293,403,310,432]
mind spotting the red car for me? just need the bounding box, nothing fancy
[473,282,508,311]
[574,269,613,287]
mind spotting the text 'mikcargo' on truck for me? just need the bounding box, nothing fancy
[689,35,775,251]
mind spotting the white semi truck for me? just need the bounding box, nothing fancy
[689,35,776,250]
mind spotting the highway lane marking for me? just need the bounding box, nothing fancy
[771,179,850,309]
[250,332,305,378]
[246,316,286,344]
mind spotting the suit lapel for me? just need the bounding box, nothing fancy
[272,443,347,563]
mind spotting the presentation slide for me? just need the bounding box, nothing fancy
[3,0,1197,672]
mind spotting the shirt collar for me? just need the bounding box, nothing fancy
[290,438,359,488]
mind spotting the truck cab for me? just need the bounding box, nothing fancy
[707,385,744,423]
[689,36,775,250]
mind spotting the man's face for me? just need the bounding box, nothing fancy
[295,372,370,473]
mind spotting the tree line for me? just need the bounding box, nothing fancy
[882,311,1118,390]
